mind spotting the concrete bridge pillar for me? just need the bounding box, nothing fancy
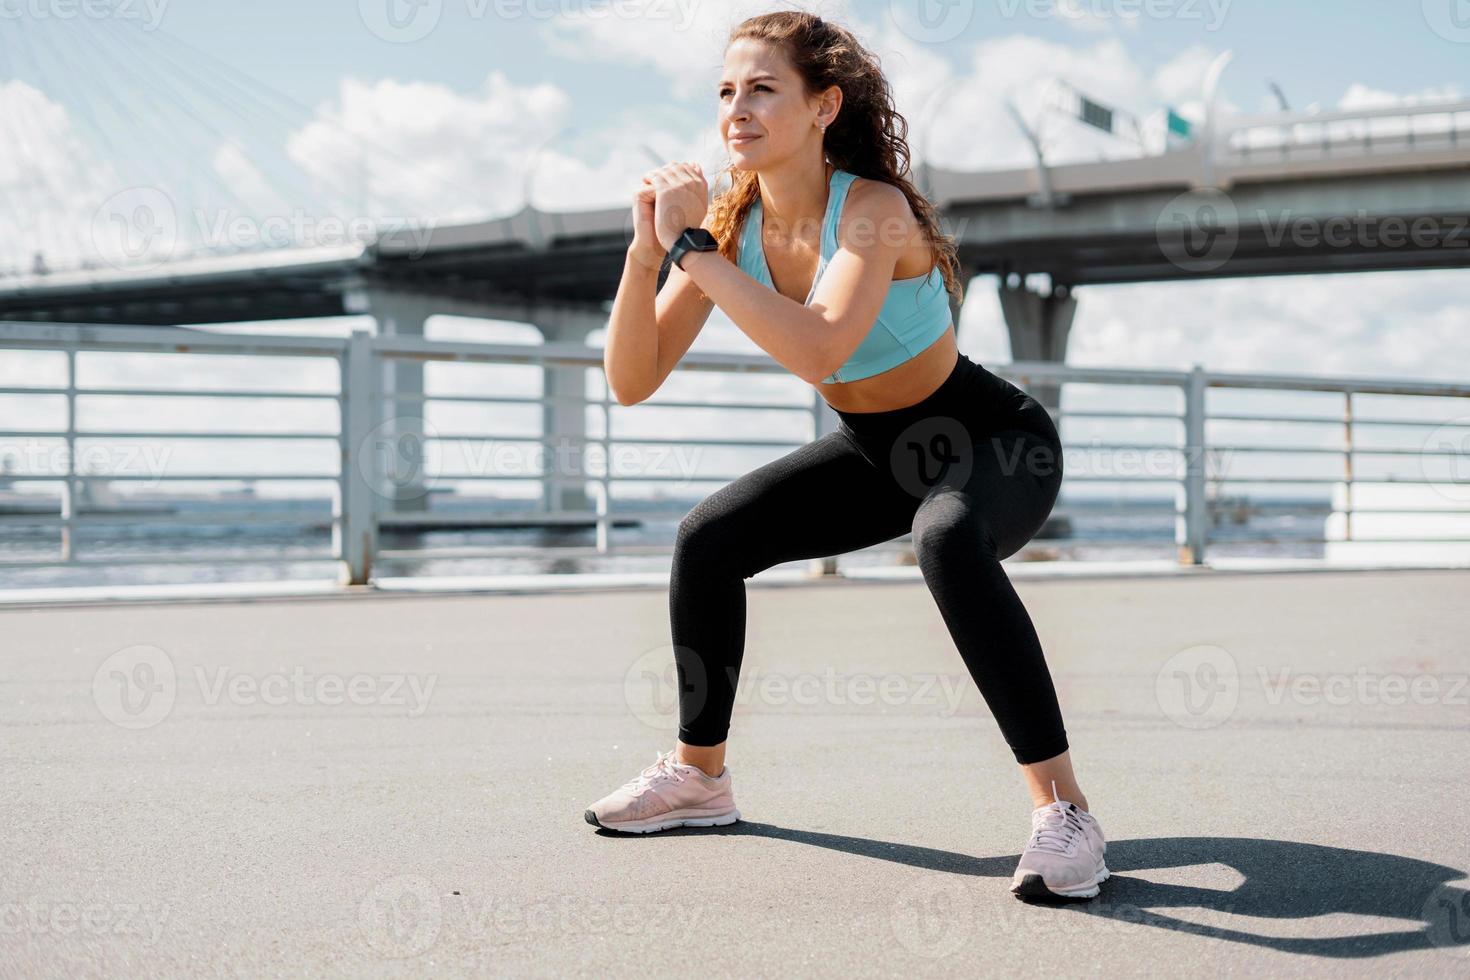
[353,285,610,519]
[533,308,608,516]
[997,278,1075,418]
[363,288,434,514]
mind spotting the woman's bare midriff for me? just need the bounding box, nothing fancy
[816,325,958,414]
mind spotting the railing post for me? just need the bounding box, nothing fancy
[336,329,379,586]
[1343,391,1354,542]
[1180,363,1208,565]
[61,347,77,562]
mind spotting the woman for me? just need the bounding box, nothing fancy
[587,11,1108,902]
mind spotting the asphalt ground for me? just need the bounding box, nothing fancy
[2,567,1467,977]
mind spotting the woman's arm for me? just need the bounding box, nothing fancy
[675,180,914,385]
[604,173,716,406]
[604,248,716,406]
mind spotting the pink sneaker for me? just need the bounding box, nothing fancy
[584,750,741,834]
[1010,780,1110,900]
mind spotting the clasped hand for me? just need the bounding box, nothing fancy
[639,162,710,252]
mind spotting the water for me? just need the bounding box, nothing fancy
[0,493,1340,590]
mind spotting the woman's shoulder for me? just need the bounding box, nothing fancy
[837,173,920,238]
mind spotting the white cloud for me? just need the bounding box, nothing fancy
[0,80,127,274]
[541,0,859,100]
[285,71,573,222]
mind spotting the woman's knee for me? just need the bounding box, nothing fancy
[674,496,763,575]
[911,501,999,566]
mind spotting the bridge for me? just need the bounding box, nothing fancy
[3,97,1467,381]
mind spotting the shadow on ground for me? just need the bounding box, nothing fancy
[591,823,1469,958]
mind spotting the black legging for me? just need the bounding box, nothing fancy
[668,351,1069,764]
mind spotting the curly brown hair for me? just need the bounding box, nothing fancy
[703,10,964,309]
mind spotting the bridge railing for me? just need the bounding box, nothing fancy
[2,321,1468,587]
[1221,99,1470,162]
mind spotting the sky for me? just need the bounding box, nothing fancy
[0,0,1467,500]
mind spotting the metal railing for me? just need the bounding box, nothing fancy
[1221,99,1470,162]
[2,321,1468,588]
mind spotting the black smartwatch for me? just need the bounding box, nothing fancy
[667,227,718,271]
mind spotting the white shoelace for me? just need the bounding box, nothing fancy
[1027,779,1088,855]
[622,750,687,793]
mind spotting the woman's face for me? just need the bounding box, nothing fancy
[718,39,833,170]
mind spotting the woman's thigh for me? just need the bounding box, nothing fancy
[677,428,919,576]
[910,427,1063,562]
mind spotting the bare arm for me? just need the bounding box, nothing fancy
[603,248,715,407]
[604,167,717,406]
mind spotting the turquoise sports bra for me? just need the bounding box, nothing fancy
[736,167,952,384]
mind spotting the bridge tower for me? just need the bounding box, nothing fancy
[996,275,1075,417]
